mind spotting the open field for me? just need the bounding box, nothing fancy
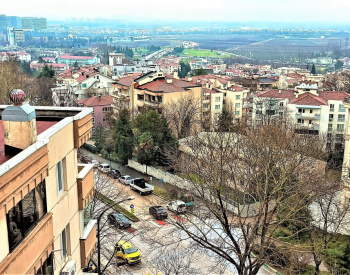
[181,48,230,58]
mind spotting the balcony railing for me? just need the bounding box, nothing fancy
[144,100,163,107]
[339,109,346,113]
[338,118,346,122]
[80,221,97,269]
[337,128,344,132]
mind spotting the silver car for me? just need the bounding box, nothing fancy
[119,175,133,185]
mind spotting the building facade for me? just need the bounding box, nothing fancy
[0,98,95,275]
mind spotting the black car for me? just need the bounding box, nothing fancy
[108,213,131,229]
[149,206,168,220]
[108,169,121,179]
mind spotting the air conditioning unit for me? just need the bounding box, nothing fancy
[60,260,76,275]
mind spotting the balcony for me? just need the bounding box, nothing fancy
[339,109,346,113]
[80,221,97,269]
[73,113,93,148]
[144,100,162,108]
[0,213,54,275]
[295,113,320,120]
[338,118,346,122]
[337,128,345,132]
[77,164,94,210]
[330,108,335,112]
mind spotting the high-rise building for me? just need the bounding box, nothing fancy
[21,17,47,30]
[7,27,15,46]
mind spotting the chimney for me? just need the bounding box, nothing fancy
[188,76,192,82]
[2,89,37,155]
[197,78,201,84]
[166,78,173,84]
[173,71,179,79]
[279,90,281,94]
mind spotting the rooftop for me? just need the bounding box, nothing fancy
[77,95,113,107]
[58,55,95,60]
[137,78,200,93]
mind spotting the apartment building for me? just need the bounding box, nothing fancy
[341,97,350,209]
[251,89,350,140]
[0,91,95,275]
[57,55,99,66]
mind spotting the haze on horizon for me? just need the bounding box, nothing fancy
[2,0,350,24]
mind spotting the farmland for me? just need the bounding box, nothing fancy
[181,48,231,58]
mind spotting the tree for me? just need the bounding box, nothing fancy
[133,110,177,167]
[216,108,235,132]
[163,124,326,274]
[179,62,191,78]
[334,60,344,71]
[38,64,55,78]
[192,68,207,76]
[73,61,79,68]
[311,63,316,75]
[38,56,44,63]
[164,93,201,139]
[114,109,134,165]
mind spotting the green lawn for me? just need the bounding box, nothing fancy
[182,49,231,58]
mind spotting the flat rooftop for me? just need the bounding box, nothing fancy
[0,120,59,165]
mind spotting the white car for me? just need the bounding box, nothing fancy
[97,163,111,173]
[91,159,99,167]
[167,200,186,214]
[119,175,133,185]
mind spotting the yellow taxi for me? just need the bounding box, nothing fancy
[115,241,141,264]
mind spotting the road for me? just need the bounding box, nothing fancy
[83,150,277,275]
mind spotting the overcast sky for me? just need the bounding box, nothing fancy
[2,0,350,23]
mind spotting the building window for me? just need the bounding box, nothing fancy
[56,160,64,196]
[330,104,334,109]
[297,119,304,124]
[102,117,107,122]
[236,95,240,100]
[215,105,220,110]
[279,102,284,107]
[310,109,313,114]
[137,94,144,100]
[215,97,220,102]
[83,202,93,234]
[309,120,312,124]
[279,112,283,116]
[339,104,345,110]
[337,124,345,131]
[329,114,334,120]
[35,253,53,275]
[298,108,305,113]
[6,181,47,252]
[203,103,209,109]
[328,124,333,130]
[338,114,345,120]
[102,107,111,112]
[235,111,240,116]
[235,103,240,108]
[60,226,69,262]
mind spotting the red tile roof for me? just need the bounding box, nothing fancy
[137,78,200,93]
[289,93,327,106]
[319,91,350,101]
[77,95,113,107]
[257,89,295,99]
[59,55,95,60]
[115,74,142,87]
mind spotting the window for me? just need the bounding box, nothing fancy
[297,119,304,124]
[236,95,240,100]
[310,109,313,114]
[279,102,284,107]
[309,120,312,124]
[235,111,240,116]
[205,95,210,100]
[215,105,220,110]
[137,94,144,100]
[215,97,220,102]
[203,103,209,109]
[56,160,64,195]
[298,108,305,113]
[338,114,345,120]
[102,107,111,112]
[328,124,333,130]
[82,83,87,88]
[35,253,53,275]
[329,114,334,120]
[337,124,345,131]
[102,117,107,122]
[6,181,47,252]
[83,202,93,233]
[60,226,69,262]
[339,104,345,110]
[330,104,334,109]
[279,112,283,116]
[235,103,240,108]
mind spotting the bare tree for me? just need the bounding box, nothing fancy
[163,93,201,138]
[162,124,326,275]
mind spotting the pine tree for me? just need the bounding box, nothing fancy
[311,64,316,74]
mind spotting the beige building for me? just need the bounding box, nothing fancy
[341,97,350,208]
[0,95,95,275]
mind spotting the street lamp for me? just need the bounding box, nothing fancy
[95,196,133,275]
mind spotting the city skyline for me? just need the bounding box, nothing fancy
[2,0,350,24]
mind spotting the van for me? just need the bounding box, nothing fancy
[97,163,110,173]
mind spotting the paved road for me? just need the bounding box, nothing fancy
[83,149,277,275]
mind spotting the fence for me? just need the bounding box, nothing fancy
[127,159,274,218]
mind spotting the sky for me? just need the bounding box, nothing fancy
[2,0,350,24]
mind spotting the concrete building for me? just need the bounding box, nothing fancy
[109,52,125,66]
[21,17,47,30]
[57,55,99,66]
[0,91,95,274]
[7,27,15,46]
[341,97,350,209]
[14,29,25,42]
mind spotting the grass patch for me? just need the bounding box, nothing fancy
[302,265,331,275]
[153,186,172,201]
[181,49,231,58]
[95,191,140,222]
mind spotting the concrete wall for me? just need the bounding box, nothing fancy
[128,159,270,217]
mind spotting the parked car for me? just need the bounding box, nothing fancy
[119,175,133,185]
[97,163,111,173]
[91,159,99,167]
[115,241,141,265]
[108,169,121,179]
[81,155,92,164]
[108,213,131,229]
[149,206,168,220]
[167,200,186,214]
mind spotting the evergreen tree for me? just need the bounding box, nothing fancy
[192,68,207,76]
[311,63,316,74]
[216,108,235,132]
[179,62,191,78]
[133,110,177,167]
[38,64,55,78]
[113,109,134,165]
